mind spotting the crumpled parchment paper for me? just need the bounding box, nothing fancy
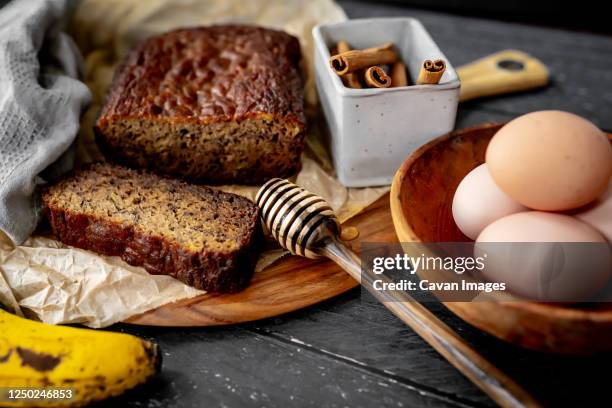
[0,0,390,328]
[0,232,202,327]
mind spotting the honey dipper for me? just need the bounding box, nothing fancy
[256,178,540,408]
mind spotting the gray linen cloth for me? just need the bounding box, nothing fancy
[0,0,91,244]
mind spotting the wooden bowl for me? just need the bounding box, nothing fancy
[390,123,612,354]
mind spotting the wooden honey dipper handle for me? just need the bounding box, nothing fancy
[320,238,540,408]
[257,179,538,406]
[256,179,539,408]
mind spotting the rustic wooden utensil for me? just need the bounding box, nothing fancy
[457,50,549,102]
[390,124,612,355]
[256,178,540,408]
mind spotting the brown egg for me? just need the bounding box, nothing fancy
[486,111,612,211]
[475,212,611,301]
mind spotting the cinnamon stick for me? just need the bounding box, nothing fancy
[390,62,409,87]
[416,59,446,85]
[335,41,362,89]
[330,42,398,75]
[364,66,391,88]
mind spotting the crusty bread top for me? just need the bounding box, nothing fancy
[96,25,305,128]
[42,163,259,253]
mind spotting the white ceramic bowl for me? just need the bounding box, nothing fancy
[313,18,460,187]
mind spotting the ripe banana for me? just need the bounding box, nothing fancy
[0,309,161,407]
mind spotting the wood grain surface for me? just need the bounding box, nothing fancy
[127,194,397,326]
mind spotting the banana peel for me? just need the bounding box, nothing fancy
[0,309,161,407]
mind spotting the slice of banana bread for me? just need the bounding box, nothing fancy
[95,25,306,185]
[42,163,260,292]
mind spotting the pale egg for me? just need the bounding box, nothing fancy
[572,180,612,242]
[475,211,611,301]
[452,163,526,240]
[486,111,612,211]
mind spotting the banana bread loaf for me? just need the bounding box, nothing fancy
[42,163,260,292]
[95,25,306,185]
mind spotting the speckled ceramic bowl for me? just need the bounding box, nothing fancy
[313,18,460,187]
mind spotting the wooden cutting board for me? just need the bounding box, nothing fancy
[126,194,396,326]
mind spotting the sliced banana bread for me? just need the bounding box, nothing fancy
[42,163,260,292]
[95,25,306,185]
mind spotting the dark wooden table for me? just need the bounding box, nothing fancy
[96,1,612,407]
